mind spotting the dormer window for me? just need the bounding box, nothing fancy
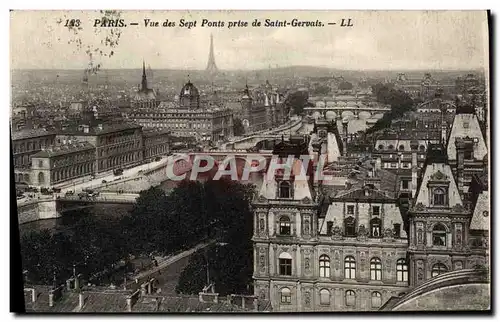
[433,188,446,206]
[370,218,381,237]
[279,181,291,199]
[344,216,356,237]
[347,205,354,215]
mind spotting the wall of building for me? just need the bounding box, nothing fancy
[17,199,60,224]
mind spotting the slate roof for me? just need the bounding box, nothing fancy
[470,191,489,231]
[31,141,95,158]
[12,128,56,141]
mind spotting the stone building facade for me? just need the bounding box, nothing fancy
[129,81,234,143]
[30,142,96,187]
[407,144,488,287]
[252,137,409,312]
[142,128,171,161]
[59,123,144,173]
[12,129,57,185]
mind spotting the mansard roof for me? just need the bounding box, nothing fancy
[331,186,395,202]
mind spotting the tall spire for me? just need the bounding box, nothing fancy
[206,34,218,76]
[141,59,148,91]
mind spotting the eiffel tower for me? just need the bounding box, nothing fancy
[205,34,218,78]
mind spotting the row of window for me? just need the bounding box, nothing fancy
[278,255,409,282]
[377,144,426,151]
[98,142,141,157]
[13,138,53,154]
[280,288,383,308]
[277,215,402,239]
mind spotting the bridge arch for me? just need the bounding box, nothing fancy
[358,111,371,120]
[325,111,337,120]
[341,111,354,119]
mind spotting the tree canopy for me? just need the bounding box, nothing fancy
[233,118,245,136]
[285,90,314,115]
[366,83,415,134]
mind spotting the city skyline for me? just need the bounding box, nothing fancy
[11,10,489,71]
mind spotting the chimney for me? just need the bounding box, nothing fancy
[455,138,465,195]
[410,141,419,198]
[126,297,133,312]
[78,292,85,309]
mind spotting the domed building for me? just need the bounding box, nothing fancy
[131,61,157,109]
[129,80,234,144]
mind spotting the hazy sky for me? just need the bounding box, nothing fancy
[10,10,489,71]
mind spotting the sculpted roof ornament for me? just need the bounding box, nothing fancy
[257,195,267,203]
[452,203,466,213]
[430,170,448,181]
[414,202,425,211]
[302,197,311,204]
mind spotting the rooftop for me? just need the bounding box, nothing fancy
[61,122,142,136]
[31,141,95,158]
[12,128,56,141]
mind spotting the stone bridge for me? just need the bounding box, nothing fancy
[223,118,304,150]
[17,193,139,225]
[304,105,390,120]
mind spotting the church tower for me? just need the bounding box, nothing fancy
[241,84,253,132]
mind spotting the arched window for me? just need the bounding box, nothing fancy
[370,218,381,238]
[433,188,446,206]
[388,144,394,150]
[345,290,356,307]
[279,216,291,235]
[378,144,384,150]
[431,263,448,277]
[371,291,382,308]
[344,256,356,279]
[280,287,291,304]
[419,145,425,152]
[319,255,330,278]
[279,252,292,276]
[399,145,405,151]
[396,259,408,282]
[370,258,382,281]
[319,289,330,305]
[432,224,447,246]
[279,181,291,199]
[344,216,356,237]
[38,172,45,185]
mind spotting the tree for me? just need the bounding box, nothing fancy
[233,118,245,136]
[338,81,353,91]
[311,85,331,96]
[285,90,313,115]
[175,179,255,296]
[366,83,415,134]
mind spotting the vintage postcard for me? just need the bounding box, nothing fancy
[10,10,490,313]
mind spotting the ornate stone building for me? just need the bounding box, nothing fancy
[252,135,409,311]
[407,144,488,287]
[239,81,287,134]
[129,81,234,143]
[12,128,57,186]
[30,141,96,187]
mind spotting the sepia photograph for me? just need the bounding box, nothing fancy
[9,9,491,313]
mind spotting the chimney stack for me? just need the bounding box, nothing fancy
[410,141,419,198]
[78,292,85,309]
[455,138,465,195]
